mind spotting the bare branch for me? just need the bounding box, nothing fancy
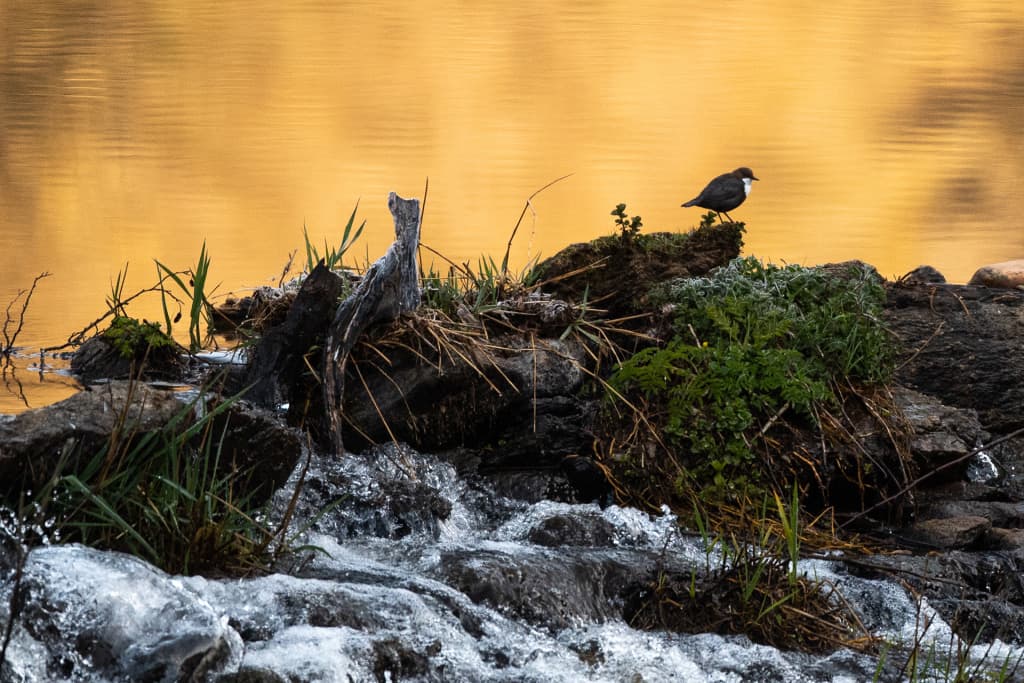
[2,272,52,358]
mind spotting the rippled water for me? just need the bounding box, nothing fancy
[1,1,1022,412]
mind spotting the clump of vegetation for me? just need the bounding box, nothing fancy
[38,387,304,576]
[103,316,177,359]
[699,211,719,229]
[652,257,893,383]
[611,203,643,241]
[605,256,906,508]
[303,202,366,275]
[626,489,873,653]
[419,255,541,316]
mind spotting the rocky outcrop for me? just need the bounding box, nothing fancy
[0,381,302,508]
[886,280,1024,432]
[535,223,744,321]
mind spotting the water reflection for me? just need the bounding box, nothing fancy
[1,1,1023,412]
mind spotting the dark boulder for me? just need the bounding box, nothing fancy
[886,281,1024,432]
[0,380,302,508]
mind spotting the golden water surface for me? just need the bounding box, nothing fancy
[2,1,1023,411]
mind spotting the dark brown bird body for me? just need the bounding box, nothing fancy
[682,167,759,222]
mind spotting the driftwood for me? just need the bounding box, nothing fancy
[323,192,422,453]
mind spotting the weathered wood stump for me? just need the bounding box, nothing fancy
[323,192,422,453]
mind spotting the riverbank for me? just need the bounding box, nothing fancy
[3,200,1024,681]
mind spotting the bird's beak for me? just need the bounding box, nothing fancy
[752,175,760,181]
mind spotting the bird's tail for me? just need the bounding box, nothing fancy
[681,198,699,207]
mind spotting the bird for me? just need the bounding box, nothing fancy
[681,167,759,223]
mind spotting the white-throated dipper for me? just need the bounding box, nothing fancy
[681,167,759,222]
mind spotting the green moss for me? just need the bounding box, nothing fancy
[103,316,177,359]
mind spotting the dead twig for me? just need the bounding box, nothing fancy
[502,173,574,279]
[2,272,52,361]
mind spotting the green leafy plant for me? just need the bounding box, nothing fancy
[699,211,718,229]
[611,203,643,240]
[775,482,802,588]
[42,386,288,575]
[652,256,893,382]
[155,241,214,354]
[609,256,894,500]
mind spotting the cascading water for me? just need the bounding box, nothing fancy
[2,443,1021,682]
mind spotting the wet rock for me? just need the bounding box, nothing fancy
[283,445,455,541]
[438,547,674,630]
[904,515,992,550]
[987,527,1024,551]
[921,500,1024,529]
[894,386,988,483]
[560,454,613,505]
[968,259,1024,289]
[0,381,182,499]
[205,399,306,506]
[931,598,1024,645]
[3,545,242,682]
[216,669,287,683]
[527,512,617,547]
[0,381,302,509]
[371,637,433,682]
[849,549,1024,644]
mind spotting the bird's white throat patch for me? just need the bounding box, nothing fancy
[742,177,754,196]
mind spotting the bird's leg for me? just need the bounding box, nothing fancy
[721,211,734,223]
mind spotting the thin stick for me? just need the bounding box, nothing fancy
[502,173,574,277]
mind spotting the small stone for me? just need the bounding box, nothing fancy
[907,515,991,549]
[900,265,946,284]
[967,259,1024,288]
[987,527,1024,550]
